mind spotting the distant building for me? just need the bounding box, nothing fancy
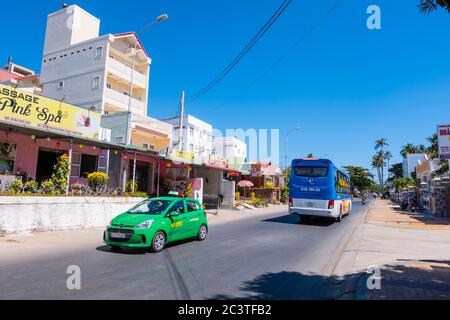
[162,114,213,164]
[1,58,42,94]
[212,136,247,169]
[403,153,427,178]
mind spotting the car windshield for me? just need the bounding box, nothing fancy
[128,199,172,215]
[294,166,329,177]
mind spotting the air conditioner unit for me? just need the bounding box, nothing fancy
[116,136,125,145]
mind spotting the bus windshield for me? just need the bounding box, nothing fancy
[294,166,329,177]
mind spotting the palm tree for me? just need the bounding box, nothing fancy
[372,152,385,192]
[384,151,393,180]
[401,143,426,158]
[375,138,389,193]
[426,133,439,159]
[306,153,314,158]
[418,0,450,14]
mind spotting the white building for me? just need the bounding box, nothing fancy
[162,114,213,164]
[212,136,247,168]
[40,4,171,151]
[403,153,427,178]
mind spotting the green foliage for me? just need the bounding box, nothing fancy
[235,192,240,201]
[392,177,416,193]
[184,183,193,198]
[280,185,289,204]
[9,179,24,194]
[127,191,148,198]
[51,154,70,194]
[40,180,55,195]
[24,181,39,194]
[344,166,375,194]
[265,181,274,189]
[87,172,109,194]
[126,180,138,193]
[388,163,403,182]
[418,0,450,14]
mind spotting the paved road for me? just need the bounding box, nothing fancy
[0,200,369,300]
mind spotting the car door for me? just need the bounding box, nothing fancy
[186,200,203,236]
[167,200,188,242]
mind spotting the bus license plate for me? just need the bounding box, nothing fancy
[305,202,314,208]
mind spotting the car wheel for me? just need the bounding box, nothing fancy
[197,224,208,241]
[151,231,166,252]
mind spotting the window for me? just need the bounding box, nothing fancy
[57,81,64,89]
[128,199,172,215]
[189,126,194,136]
[294,166,329,177]
[187,201,200,212]
[170,201,185,214]
[106,83,112,89]
[92,76,100,90]
[335,170,351,195]
[79,154,98,178]
[95,46,103,59]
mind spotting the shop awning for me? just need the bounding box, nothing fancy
[204,163,242,174]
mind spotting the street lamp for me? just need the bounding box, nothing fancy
[284,127,300,179]
[122,13,169,193]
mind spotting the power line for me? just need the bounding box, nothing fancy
[186,0,293,103]
[199,0,344,116]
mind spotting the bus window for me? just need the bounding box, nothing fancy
[294,166,329,177]
[335,170,351,195]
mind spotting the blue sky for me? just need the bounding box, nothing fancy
[2,0,450,173]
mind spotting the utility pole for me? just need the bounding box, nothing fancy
[178,90,185,151]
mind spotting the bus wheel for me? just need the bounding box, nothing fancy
[336,212,343,222]
[299,215,309,223]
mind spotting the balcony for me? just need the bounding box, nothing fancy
[107,58,147,89]
[104,87,146,115]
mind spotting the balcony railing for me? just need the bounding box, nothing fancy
[107,58,147,88]
[104,88,146,114]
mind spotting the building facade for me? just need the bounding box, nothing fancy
[403,153,426,178]
[162,114,213,164]
[39,4,171,152]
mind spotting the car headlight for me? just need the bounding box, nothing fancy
[135,220,154,229]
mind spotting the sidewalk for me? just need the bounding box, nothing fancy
[334,199,450,300]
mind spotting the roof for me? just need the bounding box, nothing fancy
[113,32,149,58]
[14,74,40,81]
[0,69,17,82]
[262,165,282,176]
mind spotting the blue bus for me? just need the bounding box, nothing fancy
[288,158,352,222]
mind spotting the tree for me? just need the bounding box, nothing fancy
[388,163,403,182]
[372,151,385,193]
[343,166,375,194]
[392,177,416,193]
[384,151,393,180]
[400,143,425,158]
[51,154,70,194]
[426,133,438,159]
[418,0,450,14]
[375,138,389,194]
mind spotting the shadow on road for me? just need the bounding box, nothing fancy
[262,215,335,227]
[211,260,450,300]
[96,245,147,255]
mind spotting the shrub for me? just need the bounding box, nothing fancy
[126,180,138,193]
[281,185,289,204]
[127,191,148,198]
[24,181,39,194]
[40,180,55,195]
[9,179,24,194]
[184,183,193,198]
[265,181,274,189]
[87,172,109,194]
[235,192,240,201]
[250,192,257,201]
[51,154,70,194]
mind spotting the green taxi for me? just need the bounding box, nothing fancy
[104,197,208,252]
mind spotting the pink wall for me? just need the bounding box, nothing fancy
[0,131,104,181]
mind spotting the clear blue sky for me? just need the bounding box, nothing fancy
[2,0,450,173]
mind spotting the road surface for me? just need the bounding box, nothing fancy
[0,200,369,300]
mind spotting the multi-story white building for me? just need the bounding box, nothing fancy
[40,5,172,151]
[212,136,247,168]
[162,114,213,164]
[403,153,427,178]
